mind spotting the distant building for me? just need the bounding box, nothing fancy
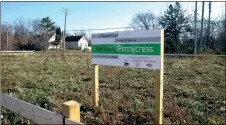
[48,34,91,50]
[48,33,63,50]
[65,35,91,50]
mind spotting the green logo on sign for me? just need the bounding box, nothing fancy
[92,44,160,55]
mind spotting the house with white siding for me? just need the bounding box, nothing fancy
[48,34,91,50]
[48,33,63,50]
[65,35,91,50]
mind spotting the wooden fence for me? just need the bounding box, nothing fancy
[1,93,83,124]
[1,51,34,55]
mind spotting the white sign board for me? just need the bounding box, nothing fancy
[91,30,162,69]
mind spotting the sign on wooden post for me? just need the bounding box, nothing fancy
[154,30,164,124]
[92,64,99,107]
[91,29,164,124]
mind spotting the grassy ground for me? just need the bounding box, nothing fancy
[1,52,225,124]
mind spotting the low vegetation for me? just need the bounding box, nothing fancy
[1,52,225,124]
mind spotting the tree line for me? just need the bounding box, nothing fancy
[1,2,225,54]
[130,2,225,54]
[1,17,58,51]
[1,16,86,51]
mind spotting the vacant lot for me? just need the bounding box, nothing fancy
[1,52,225,124]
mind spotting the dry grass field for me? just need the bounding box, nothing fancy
[1,52,225,124]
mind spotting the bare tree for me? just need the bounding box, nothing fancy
[39,17,56,50]
[1,18,59,51]
[13,19,29,46]
[130,11,160,30]
[216,19,226,53]
[28,19,44,41]
[1,24,14,50]
[12,19,45,50]
[31,19,43,35]
[2,20,36,50]
[26,19,45,50]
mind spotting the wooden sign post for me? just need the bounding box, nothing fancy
[154,30,164,124]
[91,30,164,124]
[92,64,99,107]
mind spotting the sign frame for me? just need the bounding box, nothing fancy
[91,30,162,69]
[91,29,164,124]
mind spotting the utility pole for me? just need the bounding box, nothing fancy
[207,2,211,50]
[200,1,205,53]
[3,22,8,51]
[89,30,91,39]
[6,23,8,51]
[62,8,70,52]
[46,27,48,51]
[194,1,198,56]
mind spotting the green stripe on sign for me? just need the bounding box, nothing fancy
[92,44,160,55]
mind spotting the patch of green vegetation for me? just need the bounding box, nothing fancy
[1,53,225,124]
